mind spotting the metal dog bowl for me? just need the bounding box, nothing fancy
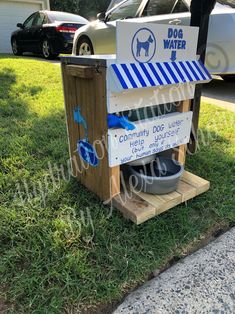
[127,157,184,195]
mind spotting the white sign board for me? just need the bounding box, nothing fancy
[116,21,199,64]
[108,112,193,167]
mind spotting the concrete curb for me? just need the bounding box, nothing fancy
[113,228,235,314]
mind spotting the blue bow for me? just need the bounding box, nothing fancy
[108,114,136,131]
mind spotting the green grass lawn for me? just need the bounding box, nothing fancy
[0,55,235,313]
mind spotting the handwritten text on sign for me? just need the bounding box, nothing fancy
[108,112,193,167]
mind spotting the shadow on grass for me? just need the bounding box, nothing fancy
[0,65,68,212]
[0,65,67,156]
[0,68,42,119]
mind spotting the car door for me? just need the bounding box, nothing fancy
[29,12,47,52]
[18,13,37,51]
[93,0,145,54]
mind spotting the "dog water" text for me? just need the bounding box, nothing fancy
[163,28,186,50]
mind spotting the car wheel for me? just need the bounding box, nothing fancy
[11,39,22,56]
[77,38,94,55]
[42,39,58,60]
[220,75,235,82]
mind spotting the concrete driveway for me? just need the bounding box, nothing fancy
[202,76,235,112]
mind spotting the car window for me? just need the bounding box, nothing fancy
[143,0,176,16]
[108,0,125,11]
[47,12,88,23]
[33,13,46,26]
[172,0,189,13]
[108,0,143,22]
[23,13,36,28]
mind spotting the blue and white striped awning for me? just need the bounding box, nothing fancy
[108,60,211,93]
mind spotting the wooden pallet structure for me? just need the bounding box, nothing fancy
[113,171,210,225]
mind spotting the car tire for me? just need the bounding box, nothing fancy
[11,38,22,56]
[220,75,235,82]
[42,39,59,60]
[76,37,94,56]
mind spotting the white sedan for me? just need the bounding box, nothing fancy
[72,0,235,81]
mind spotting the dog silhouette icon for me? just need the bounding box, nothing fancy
[136,35,154,57]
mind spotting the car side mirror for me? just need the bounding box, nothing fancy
[97,12,106,22]
[17,23,24,29]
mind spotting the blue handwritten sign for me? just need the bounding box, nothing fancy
[108,112,193,167]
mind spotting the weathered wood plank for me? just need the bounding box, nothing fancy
[63,64,120,201]
[174,100,191,165]
[176,180,197,202]
[66,65,94,79]
[61,63,81,177]
[134,190,182,216]
[113,191,156,225]
[181,171,210,195]
[114,172,210,225]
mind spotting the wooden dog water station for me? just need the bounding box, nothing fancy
[61,22,211,225]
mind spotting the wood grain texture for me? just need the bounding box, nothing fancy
[176,180,197,202]
[66,65,94,79]
[181,171,210,195]
[113,191,156,225]
[62,64,120,201]
[174,100,191,165]
[114,171,210,225]
[61,63,81,177]
[131,189,182,216]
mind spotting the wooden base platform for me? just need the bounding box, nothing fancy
[112,171,210,225]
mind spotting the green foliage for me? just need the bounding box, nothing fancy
[50,0,110,19]
[0,55,234,312]
[50,0,80,13]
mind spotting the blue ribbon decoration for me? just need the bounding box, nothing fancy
[74,107,88,140]
[108,114,136,131]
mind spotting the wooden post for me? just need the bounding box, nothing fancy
[174,100,191,165]
[189,0,216,154]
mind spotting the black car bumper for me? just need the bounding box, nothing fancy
[50,35,74,54]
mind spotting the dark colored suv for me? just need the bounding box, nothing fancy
[11,10,88,59]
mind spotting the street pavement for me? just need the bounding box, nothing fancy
[113,228,235,314]
[202,76,235,112]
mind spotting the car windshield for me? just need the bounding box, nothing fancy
[107,0,142,21]
[108,0,125,11]
[47,12,88,23]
